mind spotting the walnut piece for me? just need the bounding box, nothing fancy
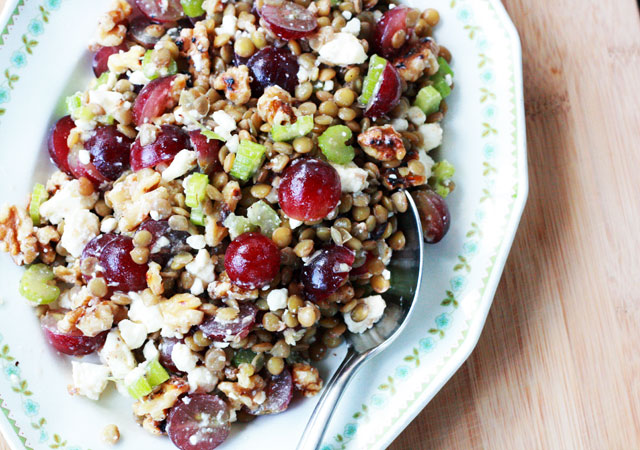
[159,294,205,336]
[292,363,323,397]
[214,66,252,106]
[76,301,115,337]
[146,261,164,296]
[95,0,132,47]
[177,22,211,89]
[54,260,83,285]
[218,374,267,410]
[393,38,440,82]
[208,271,258,302]
[133,377,189,422]
[0,204,39,265]
[257,86,295,126]
[202,0,225,15]
[357,125,407,161]
[106,169,172,232]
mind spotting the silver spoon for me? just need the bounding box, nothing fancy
[297,190,424,450]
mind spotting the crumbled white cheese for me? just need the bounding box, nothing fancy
[186,249,215,284]
[39,179,98,225]
[150,235,170,254]
[445,74,453,86]
[418,123,444,152]
[407,106,427,126]
[186,235,207,250]
[343,18,361,36]
[118,319,148,350]
[382,269,391,280]
[297,65,310,82]
[99,330,137,379]
[226,134,239,153]
[324,80,334,92]
[211,110,237,143]
[150,210,161,221]
[331,162,369,193]
[89,90,126,116]
[100,217,118,233]
[391,118,409,132]
[342,10,353,20]
[343,295,387,334]
[143,340,159,361]
[283,328,306,346]
[172,343,199,372]
[418,151,435,179]
[188,366,218,393]
[128,70,151,85]
[266,288,288,311]
[161,149,197,181]
[71,362,111,400]
[215,14,237,36]
[60,210,100,257]
[190,278,205,296]
[78,149,91,165]
[288,218,303,229]
[319,33,368,66]
[128,292,164,333]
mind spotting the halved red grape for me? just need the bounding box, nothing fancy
[278,158,341,222]
[135,0,184,23]
[250,368,293,415]
[139,219,190,264]
[372,6,411,58]
[128,17,162,49]
[132,75,178,126]
[159,337,182,373]
[224,232,281,289]
[413,189,450,244]
[302,245,355,301]
[67,146,110,188]
[47,115,75,175]
[247,46,299,96]
[167,394,230,450]
[85,125,133,181]
[41,312,108,355]
[350,251,374,277]
[82,234,148,292]
[261,2,318,40]
[130,124,191,171]
[199,302,258,342]
[92,44,128,77]
[364,62,402,118]
[189,130,222,174]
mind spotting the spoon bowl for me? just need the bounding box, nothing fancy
[297,190,424,450]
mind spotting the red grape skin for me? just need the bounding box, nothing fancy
[250,368,293,415]
[138,219,190,265]
[261,2,318,40]
[189,130,223,174]
[130,124,191,171]
[67,146,110,188]
[365,62,402,118]
[132,75,177,126]
[128,17,162,49]
[85,125,133,181]
[199,302,258,342]
[372,6,411,58]
[278,158,342,222]
[413,189,451,243]
[135,0,184,23]
[301,245,355,301]
[224,232,281,289]
[47,115,75,175]
[92,44,128,77]
[166,394,231,450]
[41,312,108,356]
[247,46,299,96]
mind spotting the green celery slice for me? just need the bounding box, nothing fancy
[185,173,209,208]
[414,86,443,115]
[431,74,452,98]
[29,183,48,225]
[230,140,266,181]
[65,92,82,115]
[181,0,205,17]
[142,50,177,80]
[146,360,170,387]
[247,200,281,237]
[19,264,60,305]
[359,54,387,105]
[318,125,355,164]
[190,205,206,226]
[232,349,257,367]
[429,160,455,198]
[95,71,111,87]
[222,213,256,240]
[127,375,153,399]
[200,128,226,142]
[437,57,454,77]
[270,115,314,142]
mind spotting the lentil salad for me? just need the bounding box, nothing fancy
[0,0,455,448]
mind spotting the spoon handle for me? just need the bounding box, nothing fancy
[296,347,367,450]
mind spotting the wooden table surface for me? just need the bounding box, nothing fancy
[2,0,640,449]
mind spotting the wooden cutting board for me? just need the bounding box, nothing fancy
[2,0,640,449]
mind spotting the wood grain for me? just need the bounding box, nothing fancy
[1,0,640,449]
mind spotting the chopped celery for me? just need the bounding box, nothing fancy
[65,92,82,115]
[230,140,266,181]
[146,360,170,387]
[414,86,442,115]
[359,55,387,105]
[270,115,314,142]
[429,160,455,198]
[95,71,111,87]
[19,264,60,305]
[437,57,454,78]
[232,349,257,367]
[75,106,95,121]
[127,375,153,400]
[181,0,205,17]
[97,114,115,125]
[201,128,226,142]
[142,50,178,81]
[185,173,209,208]
[190,205,206,226]
[29,183,48,226]
[223,213,256,240]
[247,201,281,236]
[430,74,452,98]
[318,125,355,164]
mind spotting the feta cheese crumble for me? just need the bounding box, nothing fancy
[331,162,369,193]
[418,123,444,151]
[318,33,368,66]
[266,288,288,311]
[118,319,148,349]
[172,343,199,372]
[71,362,111,400]
[162,149,197,181]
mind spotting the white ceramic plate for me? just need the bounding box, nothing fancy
[0,0,526,449]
